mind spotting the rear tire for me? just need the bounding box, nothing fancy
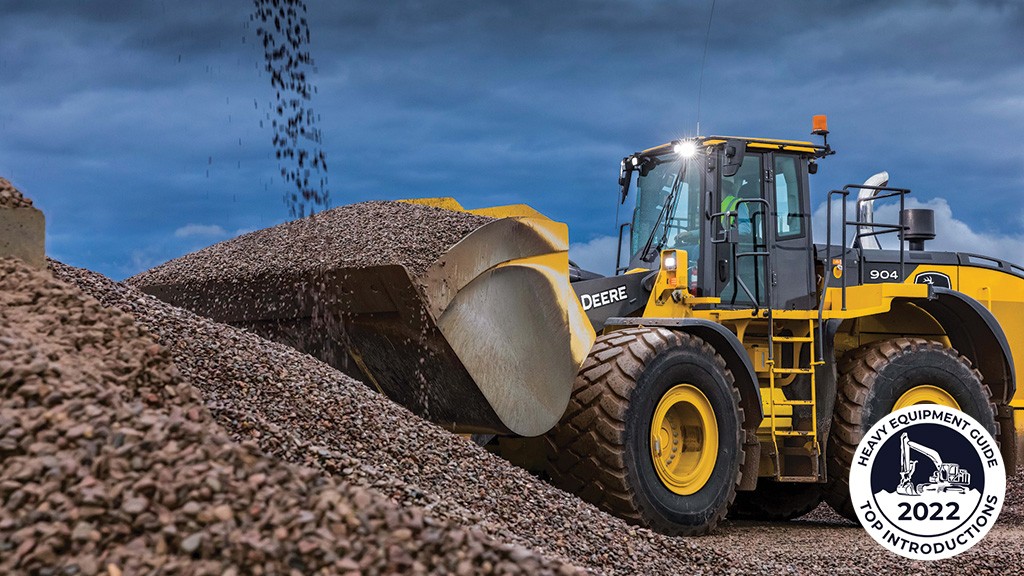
[824,338,996,521]
[731,481,822,521]
[544,327,745,535]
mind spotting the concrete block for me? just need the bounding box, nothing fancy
[0,206,45,269]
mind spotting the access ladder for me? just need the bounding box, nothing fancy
[766,317,823,481]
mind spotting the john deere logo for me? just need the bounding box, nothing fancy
[850,405,1004,560]
[579,285,629,311]
[915,272,952,289]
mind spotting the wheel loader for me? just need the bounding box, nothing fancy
[136,115,1023,535]
[896,433,970,496]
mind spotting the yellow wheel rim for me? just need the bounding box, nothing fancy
[650,384,718,495]
[893,385,960,411]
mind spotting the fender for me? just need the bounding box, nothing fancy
[905,287,1016,404]
[606,316,762,430]
[816,319,843,447]
[572,272,648,332]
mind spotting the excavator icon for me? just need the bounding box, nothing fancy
[896,433,971,496]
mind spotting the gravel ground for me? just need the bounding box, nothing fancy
[0,177,33,208]
[128,201,493,287]
[715,462,1024,574]
[715,496,1024,575]
[1002,465,1024,525]
[56,260,735,575]
[2,257,583,575]
[51,261,1024,574]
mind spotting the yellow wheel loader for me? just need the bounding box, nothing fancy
[138,116,1023,536]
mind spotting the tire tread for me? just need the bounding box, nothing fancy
[545,327,745,535]
[824,337,995,521]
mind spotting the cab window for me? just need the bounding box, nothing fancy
[774,155,803,237]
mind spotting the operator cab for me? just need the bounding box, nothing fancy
[618,132,831,311]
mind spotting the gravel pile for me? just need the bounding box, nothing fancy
[55,260,734,575]
[129,201,493,287]
[0,177,32,209]
[2,257,582,575]
[40,260,1024,574]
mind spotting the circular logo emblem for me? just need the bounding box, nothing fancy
[850,405,1005,560]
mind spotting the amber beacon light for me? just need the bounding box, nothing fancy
[812,114,829,136]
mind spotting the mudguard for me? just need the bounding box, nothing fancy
[605,316,763,430]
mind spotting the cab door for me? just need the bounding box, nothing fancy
[714,151,768,307]
[768,153,816,310]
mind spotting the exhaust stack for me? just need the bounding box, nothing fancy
[853,171,889,250]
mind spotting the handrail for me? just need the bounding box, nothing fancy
[711,198,773,356]
[732,204,770,305]
[819,184,911,321]
[615,221,632,274]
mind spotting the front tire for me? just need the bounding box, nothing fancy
[545,327,745,535]
[824,338,996,521]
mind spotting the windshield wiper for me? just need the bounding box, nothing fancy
[652,190,685,255]
[638,160,688,262]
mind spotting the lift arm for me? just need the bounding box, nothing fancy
[905,435,945,469]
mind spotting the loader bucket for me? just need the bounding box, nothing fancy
[135,199,595,437]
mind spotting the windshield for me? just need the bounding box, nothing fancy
[629,154,703,282]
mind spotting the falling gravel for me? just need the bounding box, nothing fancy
[0,177,32,209]
[2,257,583,575]
[56,260,734,575]
[251,0,330,217]
[129,201,493,287]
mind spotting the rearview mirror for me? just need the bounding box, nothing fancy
[618,158,632,203]
[722,139,745,178]
[638,157,656,177]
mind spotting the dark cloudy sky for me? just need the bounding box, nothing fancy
[2,0,1022,279]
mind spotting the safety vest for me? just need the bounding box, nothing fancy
[721,194,743,212]
[721,194,742,226]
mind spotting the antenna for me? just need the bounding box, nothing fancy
[695,0,716,136]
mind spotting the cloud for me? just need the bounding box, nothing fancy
[813,197,1024,265]
[4,0,1023,281]
[128,248,161,274]
[173,223,228,238]
[878,198,1024,264]
[569,235,620,276]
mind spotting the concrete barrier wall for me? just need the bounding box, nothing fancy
[0,207,45,269]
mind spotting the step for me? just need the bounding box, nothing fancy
[775,475,820,483]
[771,367,814,375]
[773,336,813,343]
[777,400,814,406]
[773,430,815,437]
[779,443,821,456]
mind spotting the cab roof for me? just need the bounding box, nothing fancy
[640,135,827,157]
